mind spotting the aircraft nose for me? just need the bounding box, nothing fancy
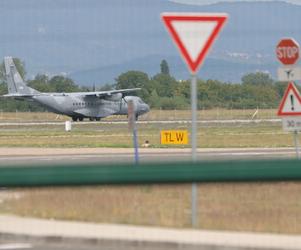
[140,103,150,114]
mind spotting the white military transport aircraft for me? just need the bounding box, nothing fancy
[3,57,150,121]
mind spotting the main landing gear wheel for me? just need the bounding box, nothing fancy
[89,117,100,121]
[72,117,84,122]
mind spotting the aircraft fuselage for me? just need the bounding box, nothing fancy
[31,94,149,121]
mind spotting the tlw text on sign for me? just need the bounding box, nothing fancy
[160,130,189,145]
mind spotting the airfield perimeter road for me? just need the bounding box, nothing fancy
[1,214,301,250]
[0,147,297,166]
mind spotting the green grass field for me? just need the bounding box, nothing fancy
[0,122,292,148]
[0,109,293,148]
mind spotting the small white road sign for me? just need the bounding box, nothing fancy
[277,66,301,81]
[282,117,301,131]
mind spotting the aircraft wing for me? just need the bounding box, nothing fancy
[81,88,141,98]
[2,94,36,98]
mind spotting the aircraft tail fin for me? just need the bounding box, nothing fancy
[4,56,39,96]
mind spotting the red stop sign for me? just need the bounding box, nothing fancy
[276,38,300,65]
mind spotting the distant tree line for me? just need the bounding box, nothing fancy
[114,60,290,110]
[0,58,293,111]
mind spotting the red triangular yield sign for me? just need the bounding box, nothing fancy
[161,13,228,74]
[278,82,301,116]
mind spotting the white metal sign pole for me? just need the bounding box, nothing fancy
[128,100,139,164]
[191,73,198,227]
[191,74,198,161]
[133,120,139,164]
[294,131,300,159]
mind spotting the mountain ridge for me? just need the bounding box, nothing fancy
[0,0,299,84]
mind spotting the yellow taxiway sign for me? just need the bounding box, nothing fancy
[160,130,189,145]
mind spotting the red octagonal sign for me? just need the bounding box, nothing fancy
[276,38,300,65]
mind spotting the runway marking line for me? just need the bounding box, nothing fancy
[0,243,32,249]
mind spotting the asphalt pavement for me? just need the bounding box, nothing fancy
[0,147,297,166]
[1,214,301,250]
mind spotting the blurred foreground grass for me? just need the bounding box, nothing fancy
[1,182,301,234]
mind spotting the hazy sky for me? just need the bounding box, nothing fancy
[170,0,301,5]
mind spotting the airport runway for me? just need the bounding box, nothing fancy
[0,147,297,166]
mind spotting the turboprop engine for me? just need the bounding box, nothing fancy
[105,93,122,101]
